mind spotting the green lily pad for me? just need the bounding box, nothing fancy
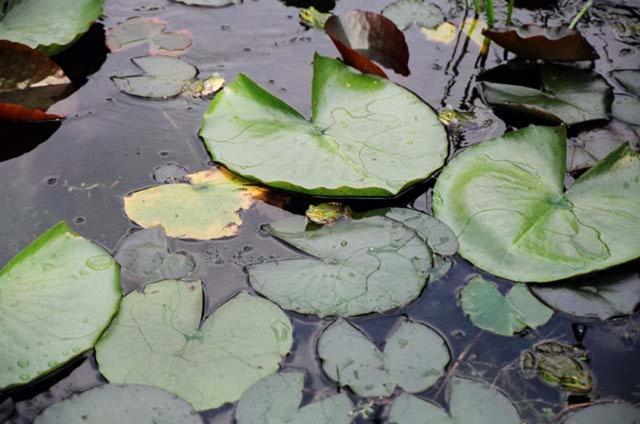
[480,63,612,126]
[383,207,458,256]
[0,0,103,55]
[433,125,640,283]
[388,377,520,424]
[318,318,450,397]
[0,221,120,390]
[612,69,640,97]
[248,214,432,317]
[561,402,640,424]
[123,169,265,240]
[235,371,353,424]
[199,53,447,197]
[382,0,444,30]
[35,384,203,424]
[106,17,192,55]
[95,280,292,410]
[460,276,553,336]
[112,56,197,99]
[612,94,640,126]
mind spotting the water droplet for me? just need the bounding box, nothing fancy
[79,269,89,276]
[44,177,58,186]
[72,347,81,353]
[398,338,408,348]
[340,240,348,247]
[82,317,89,323]
[48,360,57,367]
[17,359,29,368]
[63,351,69,356]
[41,263,54,271]
[270,320,291,342]
[74,216,86,224]
[19,373,30,381]
[85,255,114,271]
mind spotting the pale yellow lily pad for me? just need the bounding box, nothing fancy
[422,19,489,54]
[123,168,265,240]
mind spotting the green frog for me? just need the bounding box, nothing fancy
[305,202,352,225]
[438,107,475,127]
[520,341,592,393]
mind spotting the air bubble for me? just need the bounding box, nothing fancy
[17,359,29,368]
[85,255,114,271]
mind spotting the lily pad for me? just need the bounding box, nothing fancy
[235,371,353,424]
[106,17,192,55]
[460,276,553,336]
[612,69,640,97]
[612,95,640,126]
[432,125,640,283]
[95,280,292,410]
[112,55,197,99]
[480,63,612,125]
[482,25,598,61]
[381,0,444,31]
[561,402,640,424]
[0,40,70,121]
[0,0,103,55]
[174,0,241,6]
[388,377,520,424]
[317,318,450,397]
[249,214,432,317]
[114,226,195,288]
[384,207,458,256]
[35,384,203,424]
[123,168,265,240]
[200,53,447,197]
[531,268,640,320]
[0,221,120,390]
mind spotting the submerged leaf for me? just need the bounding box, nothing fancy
[123,168,265,240]
[318,318,450,397]
[106,17,192,55]
[200,54,447,197]
[561,402,640,424]
[610,71,640,127]
[482,25,598,61]
[235,371,353,424]
[324,10,410,77]
[0,222,120,390]
[612,69,640,97]
[382,0,444,30]
[433,125,640,282]
[35,384,203,424]
[95,281,292,410]
[460,276,552,336]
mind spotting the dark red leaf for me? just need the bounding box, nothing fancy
[482,25,599,62]
[324,10,410,77]
[0,103,63,121]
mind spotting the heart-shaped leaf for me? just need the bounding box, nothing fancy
[35,384,203,424]
[0,222,120,390]
[200,54,447,197]
[388,377,520,424]
[235,371,353,424]
[318,318,450,397]
[460,276,552,336]
[106,17,192,55]
[95,281,292,410]
[560,402,640,424]
[0,0,103,55]
[482,25,598,61]
[382,0,444,30]
[112,56,198,99]
[433,125,640,282]
[123,168,264,240]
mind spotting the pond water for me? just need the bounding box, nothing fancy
[1,0,639,422]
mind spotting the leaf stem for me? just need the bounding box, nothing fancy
[569,0,592,30]
[506,0,515,26]
[485,0,495,27]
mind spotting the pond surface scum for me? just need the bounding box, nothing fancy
[1,0,640,422]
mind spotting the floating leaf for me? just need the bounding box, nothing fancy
[298,6,331,30]
[174,0,241,6]
[462,18,490,54]
[382,0,444,30]
[482,25,598,61]
[249,214,432,317]
[318,318,450,397]
[421,22,457,44]
[35,384,203,424]
[612,69,640,97]
[95,281,292,410]
[432,125,640,283]
[460,276,552,336]
[200,54,447,197]
[106,17,192,56]
[0,0,103,55]
[612,95,640,126]
[388,377,520,424]
[123,168,265,240]
[480,63,612,125]
[0,40,70,121]
[384,207,458,256]
[561,402,640,424]
[531,268,640,320]
[235,371,353,424]
[324,10,410,77]
[114,226,195,288]
[0,222,120,390]
[112,55,197,99]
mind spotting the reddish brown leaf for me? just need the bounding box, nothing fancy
[324,10,410,77]
[0,103,63,121]
[482,25,599,62]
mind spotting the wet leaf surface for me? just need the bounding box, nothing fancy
[381,0,444,30]
[324,10,410,77]
[560,402,640,424]
[112,55,198,98]
[317,318,450,396]
[611,70,640,128]
[0,222,120,390]
[123,168,264,240]
[106,17,192,55]
[433,126,640,282]
[612,69,640,97]
[235,371,353,424]
[95,281,293,411]
[460,276,553,336]
[35,384,203,424]
[200,54,447,197]
[482,25,598,61]
[174,0,241,6]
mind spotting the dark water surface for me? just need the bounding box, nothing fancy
[1,0,639,422]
